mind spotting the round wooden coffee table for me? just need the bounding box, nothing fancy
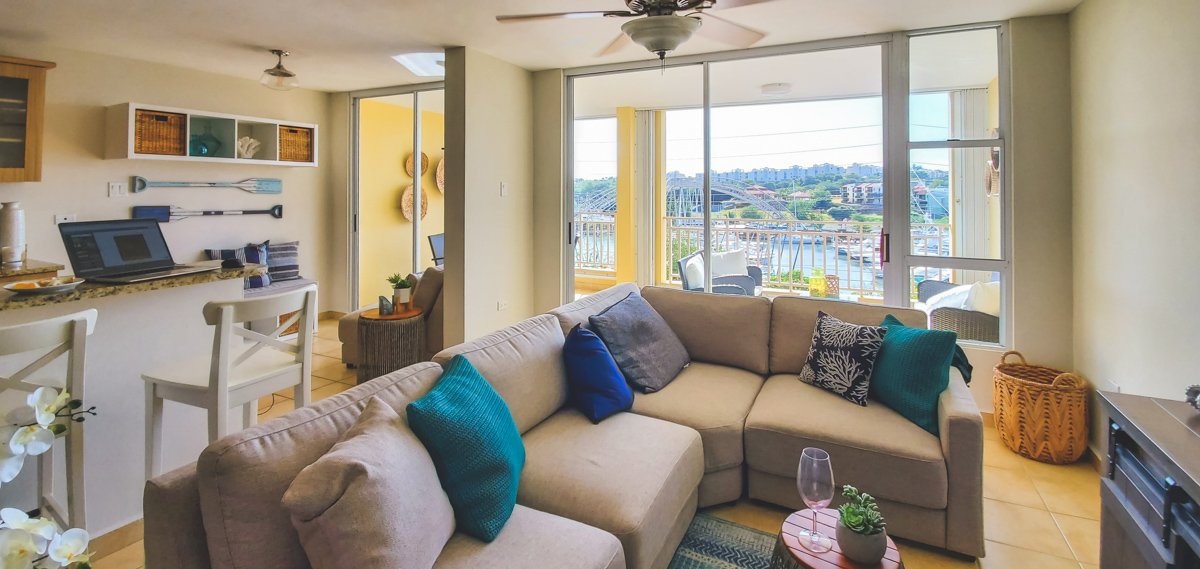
[356,307,423,384]
[770,509,902,569]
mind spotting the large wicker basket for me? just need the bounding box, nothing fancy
[993,351,1089,464]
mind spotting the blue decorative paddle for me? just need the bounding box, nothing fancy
[131,176,283,194]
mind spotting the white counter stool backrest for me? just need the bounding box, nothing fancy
[142,284,317,479]
[0,309,97,530]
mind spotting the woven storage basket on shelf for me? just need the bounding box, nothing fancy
[993,351,1089,464]
[134,109,186,156]
[278,126,314,162]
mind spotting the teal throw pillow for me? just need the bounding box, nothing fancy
[869,315,957,436]
[407,355,525,542]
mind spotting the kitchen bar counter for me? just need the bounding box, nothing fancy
[0,261,265,311]
[0,259,65,284]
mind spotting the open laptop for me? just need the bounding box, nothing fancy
[58,218,219,284]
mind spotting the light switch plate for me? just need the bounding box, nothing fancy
[497,300,510,311]
[108,181,128,197]
[500,182,508,197]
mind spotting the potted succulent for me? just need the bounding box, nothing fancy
[836,485,888,564]
[387,273,412,308]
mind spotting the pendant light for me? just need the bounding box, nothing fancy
[621,15,702,61]
[260,49,299,91]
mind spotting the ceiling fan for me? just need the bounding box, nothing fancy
[497,0,775,61]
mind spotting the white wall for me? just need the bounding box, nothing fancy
[443,48,536,343]
[1071,0,1200,402]
[0,41,345,311]
[533,69,565,312]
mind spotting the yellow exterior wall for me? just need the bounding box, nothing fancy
[358,98,445,307]
[615,107,637,284]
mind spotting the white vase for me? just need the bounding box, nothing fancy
[0,201,25,264]
[835,521,887,564]
[393,287,411,308]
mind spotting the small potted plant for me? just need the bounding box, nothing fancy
[387,273,412,308]
[836,485,887,564]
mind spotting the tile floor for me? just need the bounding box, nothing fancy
[92,317,1102,569]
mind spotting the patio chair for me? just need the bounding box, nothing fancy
[677,250,763,296]
[917,279,1000,343]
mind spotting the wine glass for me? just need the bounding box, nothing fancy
[797,447,834,553]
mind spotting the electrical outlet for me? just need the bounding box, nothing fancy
[108,181,128,197]
[500,182,508,197]
[497,300,510,311]
[54,214,77,224]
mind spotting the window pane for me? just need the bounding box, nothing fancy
[910,29,1000,142]
[910,146,1001,260]
[912,266,1002,344]
[702,46,885,300]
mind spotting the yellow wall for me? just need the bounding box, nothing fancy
[357,99,444,307]
[1071,0,1200,403]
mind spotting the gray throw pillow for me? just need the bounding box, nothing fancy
[589,292,689,393]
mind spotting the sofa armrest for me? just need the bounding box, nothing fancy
[938,373,985,557]
[747,265,763,286]
[145,462,212,569]
[712,275,755,295]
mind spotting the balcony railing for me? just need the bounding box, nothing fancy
[573,212,953,298]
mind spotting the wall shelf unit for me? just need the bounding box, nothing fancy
[106,103,318,167]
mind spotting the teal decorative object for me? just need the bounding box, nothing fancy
[407,355,524,542]
[378,296,394,315]
[869,315,956,435]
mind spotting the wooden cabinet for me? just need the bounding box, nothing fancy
[106,103,318,167]
[0,56,54,182]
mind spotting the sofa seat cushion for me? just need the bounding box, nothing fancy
[630,362,763,472]
[745,375,947,509]
[518,409,703,569]
[434,505,625,569]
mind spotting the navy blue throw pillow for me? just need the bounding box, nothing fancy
[563,324,633,423]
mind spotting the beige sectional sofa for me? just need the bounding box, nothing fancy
[144,283,984,569]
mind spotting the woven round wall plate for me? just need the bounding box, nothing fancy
[405,152,430,177]
[435,158,445,192]
[400,185,430,221]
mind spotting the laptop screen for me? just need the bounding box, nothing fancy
[58,219,176,278]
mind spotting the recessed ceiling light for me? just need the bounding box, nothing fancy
[392,52,446,77]
[761,82,792,97]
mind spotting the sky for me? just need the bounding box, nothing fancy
[573,93,956,181]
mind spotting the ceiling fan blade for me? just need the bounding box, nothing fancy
[596,32,634,57]
[697,12,766,48]
[497,11,634,23]
[713,0,774,8]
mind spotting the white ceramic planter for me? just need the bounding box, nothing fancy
[0,201,26,264]
[393,287,411,308]
[835,521,887,564]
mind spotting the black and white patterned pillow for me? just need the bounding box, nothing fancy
[799,311,887,406]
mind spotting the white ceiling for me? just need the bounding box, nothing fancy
[4,0,1079,93]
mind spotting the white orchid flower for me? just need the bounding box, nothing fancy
[0,452,24,484]
[48,528,90,566]
[8,426,52,457]
[0,509,55,553]
[28,388,69,428]
[0,528,40,569]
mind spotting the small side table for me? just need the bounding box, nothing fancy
[356,307,424,384]
[770,509,902,569]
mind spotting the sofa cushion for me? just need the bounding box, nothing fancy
[518,409,703,569]
[434,505,625,569]
[641,286,772,375]
[871,315,956,435]
[197,362,444,569]
[433,314,566,434]
[799,311,886,406]
[563,325,632,423]
[411,266,444,315]
[770,296,925,375]
[408,355,525,542]
[282,398,454,569]
[548,283,640,335]
[745,375,947,509]
[589,293,689,394]
[630,362,763,472]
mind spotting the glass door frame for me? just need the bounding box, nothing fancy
[348,81,444,310]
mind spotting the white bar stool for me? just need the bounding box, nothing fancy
[142,284,317,479]
[0,309,97,530]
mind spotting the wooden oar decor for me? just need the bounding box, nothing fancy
[131,205,283,223]
[131,176,283,194]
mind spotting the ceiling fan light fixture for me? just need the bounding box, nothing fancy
[621,15,702,61]
[260,49,299,91]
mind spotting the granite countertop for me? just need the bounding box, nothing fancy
[0,262,266,312]
[0,259,65,278]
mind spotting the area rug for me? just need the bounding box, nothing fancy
[668,513,776,569]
